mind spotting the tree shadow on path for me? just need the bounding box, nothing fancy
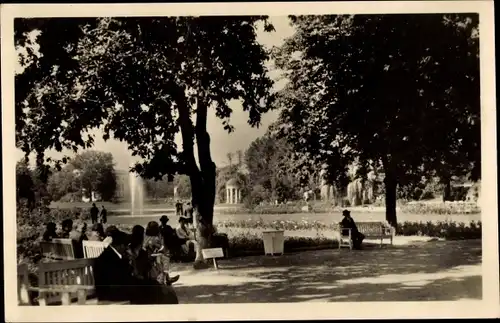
[173,239,482,303]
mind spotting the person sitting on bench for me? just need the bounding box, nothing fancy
[42,222,58,241]
[93,228,179,304]
[340,209,365,250]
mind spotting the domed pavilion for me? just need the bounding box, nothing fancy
[226,178,242,204]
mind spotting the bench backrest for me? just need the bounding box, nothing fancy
[82,240,108,258]
[17,263,31,305]
[40,238,75,260]
[356,222,385,235]
[338,222,392,236]
[38,258,96,305]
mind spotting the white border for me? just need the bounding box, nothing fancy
[2,1,498,321]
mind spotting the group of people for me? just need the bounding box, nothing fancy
[90,203,107,224]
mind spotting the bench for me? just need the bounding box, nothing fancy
[22,258,129,306]
[40,238,76,260]
[82,240,108,258]
[18,263,32,305]
[201,248,225,269]
[337,222,395,250]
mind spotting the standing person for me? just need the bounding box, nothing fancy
[340,209,365,250]
[183,202,193,222]
[90,203,99,224]
[159,216,176,249]
[99,205,108,224]
[175,200,183,216]
[143,221,180,285]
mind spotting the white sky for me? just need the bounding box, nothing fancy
[15,16,295,171]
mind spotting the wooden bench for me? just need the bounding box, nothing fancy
[18,263,32,305]
[21,258,129,306]
[82,240,108,258]
[40,238,76,260]
[337,222,395,250]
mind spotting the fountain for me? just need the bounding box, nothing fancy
[129,171,145,216]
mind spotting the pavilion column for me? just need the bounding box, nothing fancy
[237,189,240,203]
[226,189,230,204]
[230,188,234,204]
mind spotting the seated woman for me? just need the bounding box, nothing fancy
[88,223,106,241]
[42,222,58,241]
[143,221,180,285]
[176,217,199,256]
[340,209,365,250]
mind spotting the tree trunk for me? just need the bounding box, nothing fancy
[442,176,451,202]
[175,87,216,270]
[382,156,398,230]
[384,175,398,229]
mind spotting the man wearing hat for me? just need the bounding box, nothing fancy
[340,209,365,250]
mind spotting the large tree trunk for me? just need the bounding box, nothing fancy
[175,87,216,270]
[382,156,398,230]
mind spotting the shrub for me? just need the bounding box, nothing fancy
[400,202,480,215]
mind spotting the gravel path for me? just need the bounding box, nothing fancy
[170,239,482,303]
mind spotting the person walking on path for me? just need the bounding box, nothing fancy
[99,205,108,224]
[90,203,99,224]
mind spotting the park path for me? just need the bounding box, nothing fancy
[170,239,482,303]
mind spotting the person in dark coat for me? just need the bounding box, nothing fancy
[90,203,99,224]
[340,209,365,250]
[60,219,73,238]
[183,202,193,221]
[99,205,108,224]
[42,222,58,241]
[93,228,179,304]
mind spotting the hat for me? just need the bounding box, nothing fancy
[342,209,351,216]
[160,215,169,223]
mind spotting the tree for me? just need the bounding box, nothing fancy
[274,14,480,228]
[226,152,233,167]
[71,151,117,201]
[15,16,276,268]
[16,159,35,208]
[173,175,192,200]
[47,164,80,201]
[145,177,174,200]
[245,131,301,203]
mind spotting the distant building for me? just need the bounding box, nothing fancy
[114,169,130,199]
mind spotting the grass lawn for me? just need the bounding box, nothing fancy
[170,239,482,303]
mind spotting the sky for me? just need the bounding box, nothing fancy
[15,16,295,171]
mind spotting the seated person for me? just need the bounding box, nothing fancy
[340,209,365,250]
[60,219,73,238]
[69,222,88,258]
[88,223,106,241]
[159,215,177,250]
[93,228,179,304]
[127,225,152,280]
[143,221,180,285]
[176,217,199,255]
[42,222,58,241]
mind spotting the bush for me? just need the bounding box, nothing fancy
[396,220,481,239]
[400,202,480,215]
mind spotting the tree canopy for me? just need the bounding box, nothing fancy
[15,16,277,266]
[274,14,480,227]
